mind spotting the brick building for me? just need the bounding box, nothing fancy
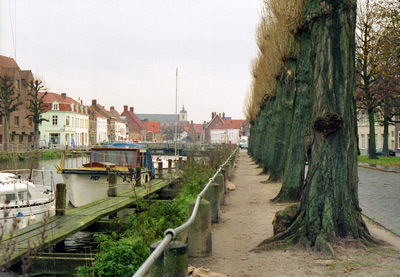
[0,55,34,149]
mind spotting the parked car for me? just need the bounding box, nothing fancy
[239,139,248,149]
[376,148,395,156]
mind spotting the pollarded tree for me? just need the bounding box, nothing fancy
[0,75,22,151]
[257,0,376,252]
[26,78,48,149]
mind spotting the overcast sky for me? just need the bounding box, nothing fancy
[1,0,260,123]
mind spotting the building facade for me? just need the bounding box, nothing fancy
[121,106,146,141]
[39,92,89,147]
[0,56,35,149]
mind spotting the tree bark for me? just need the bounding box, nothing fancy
[272,28,313,202]
[258,0,377,252]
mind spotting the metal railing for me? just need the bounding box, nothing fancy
[133,146,238,277]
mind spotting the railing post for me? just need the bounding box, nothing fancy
[215,173,225,206]
[204,182,220,223]
[55,183,66,216]
[149,241,188,277]
[188,199,212,257]
[168,159,172,173]
[178,157,183,169]
[108,167,117,197]
[135,167,141,186]
[158,161,163,178]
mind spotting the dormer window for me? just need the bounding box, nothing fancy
[52,103,59,110]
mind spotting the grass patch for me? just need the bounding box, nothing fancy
[358,156,400,166]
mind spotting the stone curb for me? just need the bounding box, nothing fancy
[358,163,400,174]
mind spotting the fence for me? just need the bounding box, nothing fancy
[133,146,239,277]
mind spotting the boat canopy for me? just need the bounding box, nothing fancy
[102,142,146,149]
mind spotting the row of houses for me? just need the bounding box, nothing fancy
[0,56,250,149]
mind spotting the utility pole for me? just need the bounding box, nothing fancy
[174,68,178,159]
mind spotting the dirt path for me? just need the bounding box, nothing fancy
[189,152,400,276]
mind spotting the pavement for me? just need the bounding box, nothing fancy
[358,166,400,236]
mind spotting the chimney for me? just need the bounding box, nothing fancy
[124,105,128,112]
[130,107,134,112]
[219,113,221,117]
[212,112,214,119]
[92,99,97,105]
[110,106,114,111]
[191,120,193,125]
[81,100,83,105]
[222,112,225,119]
[61,93,66,99]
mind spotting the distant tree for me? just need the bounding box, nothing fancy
[26,78,48,149]
[0,75,22,151]
[374,0,400,155]
[356,0,381,159]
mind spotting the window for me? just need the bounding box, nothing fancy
[52,103,59,110]
[28,118,33,127]
[0,116,3,126]
[66,116,70,126]
[52,115,58,125]
[361,134,366,149]
[392,131,394,138]
[19,135,23,143]
[14,116,19,127]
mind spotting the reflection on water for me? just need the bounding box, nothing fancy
[63,231,99,253]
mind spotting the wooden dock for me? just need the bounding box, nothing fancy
[0,178,174,268]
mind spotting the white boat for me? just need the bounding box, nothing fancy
[0,169,55,234]
[57,142,155,207]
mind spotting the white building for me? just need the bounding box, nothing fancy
[211,128,240,144]
[110,107,127,141]
[96,112,107,143]
[209,119,246,145]
[39,92,89,148]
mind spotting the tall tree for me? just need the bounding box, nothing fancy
[26,78,48,149]
[356,0,381,159]
[374,0,400,155]
[257,0,376,252]
[0,75,22,151]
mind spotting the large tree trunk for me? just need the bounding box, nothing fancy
[267,61,297,182]
[272,28,313,202]
[368,110,378,159]
[257,0,376,252]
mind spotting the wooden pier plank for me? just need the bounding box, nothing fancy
[0,178,174,267]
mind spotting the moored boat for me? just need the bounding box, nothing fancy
[57,142,155,207]
[0,169,55,234]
